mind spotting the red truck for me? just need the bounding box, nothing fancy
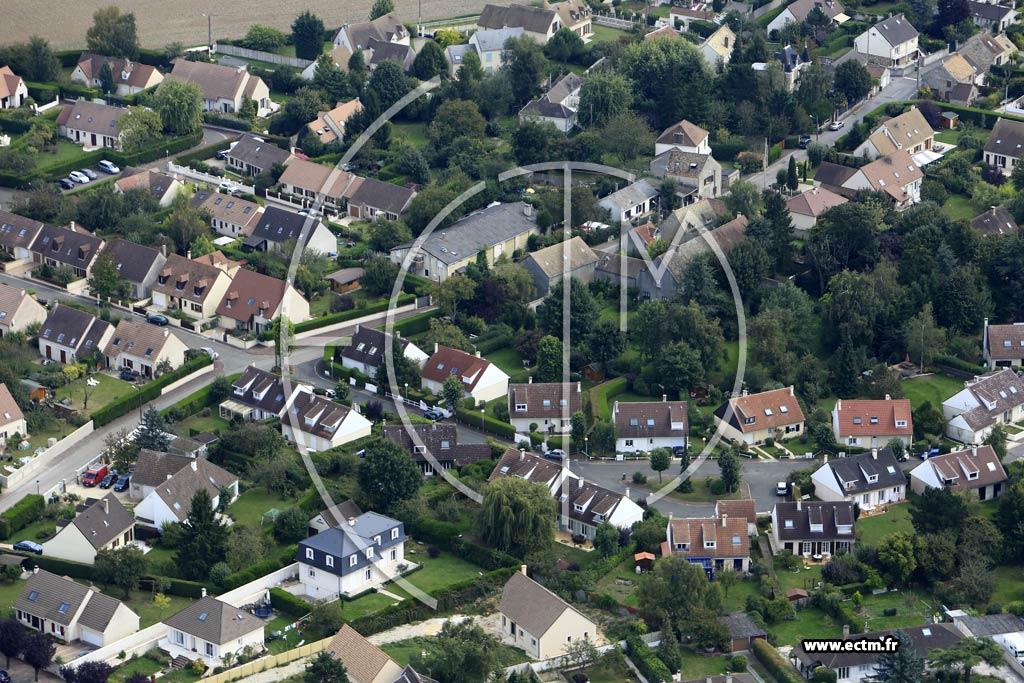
[82,464,109,487]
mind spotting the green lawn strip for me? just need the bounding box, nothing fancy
[589,25,631,45]
[175,413,230,436]
[10,518,57,543]
[229,489,297,528]
[125,589,193,629]
[855,504,913,547]
[341,592,404,620]
[110,656,162,683]
[857,589,937,632]
[401,551,485,593]
[900,373,964,412]
[574,659,641,683]
[0,578,27,614]
[266,614,303,654]
[775,563,822,595]
[25,419,72,451]
[53,374,135,416]
[721,578,760,614]
[678,650,732,678]
[483,348,529,381]
[158,669,202,683]
[391,123,430,148]
[772,607,845,647]
[943,194,977,221]
[990,566,1024,605]
[644,477,743,503]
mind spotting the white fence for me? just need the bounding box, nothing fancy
[218,563,300,607]
[0,421,94,489]
[593,15,639,29]
[214,43,313,69]
[166,162,256,195]
[160,363,216,396]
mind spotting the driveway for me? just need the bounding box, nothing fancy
[6,657,62,683]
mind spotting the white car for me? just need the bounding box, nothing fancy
[199,346,220,360]
[97,160,120,174]
[828,120,845,131]
[68,171,91,184]
[218,181,240,194]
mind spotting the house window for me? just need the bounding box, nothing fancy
[205,643,214,657]
[365,569,371,581]
[895,420,907,428]
[326,556,334,568]
[848,438,857,445]
[366,548,374,559]
[308,568,315,577]
[391,548,397,561]
[625,439,634,447]
[349,556,357,567]
[515,403,527,412]
[391,528,399,540]
[802,542,812,554]
[305,548,314,560]
[174,631,185,646]
[374,535,381,545]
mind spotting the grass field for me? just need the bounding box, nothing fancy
[400,549,486,593]
[229,489,297,528]
[110,657,162,683]
[900,373,963,411]
[944,194,977,221]
[392,122,430,148]
[175,412,230,436]
[341,591,403,620]
[10,518,57,544]
[590,25,632,45]
[125,590,193,628]
[383,635,529,667]
[573,659,641,683]
[54,373,136,416]
[484,348,528,378]
[856,503,913,547]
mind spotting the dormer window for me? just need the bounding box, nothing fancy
[366,548,374,559]
[349,555,357,567]
[515,403,527,412]
[869,416,878,424]
[391,528,399,540]
[867,474,878,483]
[326,556,334,567]
[675,542,689,551]
[629,418,639,426]
[704,539,716,549]
[574,504,584,512]
[743,416,755,425]
[895,420,907,428]
[646,418,655,426]
[305,548,314,560]
[374,535,381,545]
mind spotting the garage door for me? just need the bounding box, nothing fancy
[80,627,103,647]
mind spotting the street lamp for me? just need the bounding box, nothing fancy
[480,408,485,431]
[584,436,589,460]
[202,13,213,51]
[404,383,409,400]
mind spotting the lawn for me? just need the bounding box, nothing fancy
[572,659,641,683]
[229,489,297,528]
[646,477,744,503]
[856,503,913,547]
[721,578,761,614]
[124,589,193,628]
[678,650,733,678]
[400,549,485,594]
[25,419,72,451]
[110,656,162,683]
[34,141,96,174]
[10,518,57,544]
[0,577,27,614]
[590,25,632,45]
[341,591,403,620]
[54,373,136,417]
[484,348,528,378]
[382,636,529,668]
[772,607,845,646]
[775,562,822,595]
[175,412,230,436]
[943,194,977,221]
[858,589,938,632]
[900,373,964,411]
[592,558,642,608]
[392,123,430,148]
[990,565,1024,606]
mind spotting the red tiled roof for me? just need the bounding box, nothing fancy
[421,345,493,392]
[834,398,912,437]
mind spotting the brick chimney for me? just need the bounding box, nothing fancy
[722,514,728,527]
[520,564,527,576]
[872,448,878,460]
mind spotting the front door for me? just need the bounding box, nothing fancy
[91,133,96,146]
[510,620,516,636]
[59,349,66,363]
[45,345,52,360]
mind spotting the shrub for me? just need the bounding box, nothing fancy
[454,407,515,438]
[730,654,748,671]
[625,635,672,683]
[427,545,440,558]
[632,471,647,484]
[0,494,45,540]
[752,639,801,683]
[293,294,415,334]
[270,587,313,617]
[709,478,727,495]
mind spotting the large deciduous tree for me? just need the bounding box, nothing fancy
[21,631,55,682]
[86,6,140,59]
[292,11,326,61]
[94,546,147,598]
[537,277,598,342]
[356,438,422,511]
[481,477,555,556]
[412,619,503,683]
[305,651,349,683]
[153,80,203,135]
[118,106,164,153]
[637,554,721,631]
[503,36,547,105]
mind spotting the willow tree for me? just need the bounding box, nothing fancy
[481,477,555,556]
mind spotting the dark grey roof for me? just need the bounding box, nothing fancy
[472,27,526,52]
[0,211,43,252]
[614,400,688,439]
[77,590,124,632]
[794,624,960,671]
[103,239,164,284]
[956,613,1024,637]
[228,366,291,414]
[15,570,91,626]
[718,612,767,639]
[227,134,291,172]
[164,596,262,644]
[967,1,1014,21]
[381,423,492,467]
[393,202,536,265]
[366,38,415,71]
[956,369,1024,431]
[153,460,238,522]
[985,118,1024,158]
[30,224,102,270]
[248,206,321,247]
[298,512,405,577]
[499,571,590,637]
[489,448,562,486]
[814,161,859,188]
[777,44,810,72]
[822,448,907,495]
[774,501,856,541]
[870,14,919,45]
[394,666,438,683]
[132,449,192,488]
[594,253,645,280]
[519,72,583,121]
[348,177,416,216]
[340,12,408,50]
[40,304,110,354]
[340,325,406,369]
[558,478,629,530]
[478,3,558,34]
[71,495,134,549]
[971,205,1018,236]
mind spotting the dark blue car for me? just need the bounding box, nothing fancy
[113,474,130,492]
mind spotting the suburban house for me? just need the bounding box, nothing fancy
[333,12,409,53]
[655,119,711,156]
[243,205,337,255]
[390,202,538,282]
[297,511,406,599]
[770,500,855,559]
[0,210,43,260]
[664,515,751,576]
[560,476,645,539]
[639,214,748,300]
[324,625,405,683]
[225,134,292,177]
[151,254,233,321]
[56,100,128,150]
[713,386,806,445]
[100,239,166,300]
[0,66,27,109]
[649,148,723,201]
[363,38,416,72]
[468,27,525,73]
[15,570,139,646]
[499,567,598,659]
[308,500,363,536]
[103,319,188,378]
[71,54,163,95]
[716,499,758,537]
[38,304,112,365]
[31,223,104,280]
[831,396,913,449]
[923,53,979,104]
[984,118,1024,174]
[216,267,310,333]
[346,177,416,221]
[220,366,304,421]
[598,180,659,224]
[943,368,1024,443]
[593,253,644,291]
[129,449,195,500]
[967,1,1017,31]
[445,43,475,76]
[41,495,134,564]
[278,158,361,215]
[191,190,264,238]
[612,399,688,453]
[134,459,239,531]
[281,388,373,452]
[811,448,907,507]
[841,150,924,208]
[959,32,1017,74]
[507,380,582,434]
[114,168,186,208]
[0,284,46,337]
[420,344,510,404]
[792,624,962,683]
[382,423,492,474]
[162,596,265,669]
[853,106,934,158]
[853,14,920,69]
[699,25,737,67]
[488,447,571,494]
[971,205,1018,237]
[651,197,729,247]
[0,384,26,447]
[518,72,583,132]
[767,0,847,34]
[671,6,717,31]
[984,318,1024,368]
[909,444,1007,500]
[786,186,847,231]
[477,4,561,43]
[307,99,364,145]
[521,236,599,297]
[166,59,274,117]
[771,44,812,92]
[340,325,428,378]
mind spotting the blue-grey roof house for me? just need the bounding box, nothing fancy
[296,512,407,599]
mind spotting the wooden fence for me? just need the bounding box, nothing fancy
[200,637,333,683]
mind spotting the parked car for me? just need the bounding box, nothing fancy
[113,474,130,492]
[546,449,566,461]
[215,149,229,160]
[776,481,790,496]
[79,168,98,180]
[40,358,55,366]
[798,135,812,148]
[119,369,138,382]
[423,408,446,421]
[12,540,42,555]
[68,171,90,184]
[97,160,120,174]
[324,389,337,399]
[828,120,845,131]
[672,446,687,458]
[0,668,12,683]
[146,314,169,326]
[199,346,219,360]
[82,464,109,487]
[99,473,116,489]
[58,178,75,190]
[218,181,241,194]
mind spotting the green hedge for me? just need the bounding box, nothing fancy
[219,557,283,590]
[392,309,440,336]
[589,377,627,422]
[150,576,209,599]
[0,116,36,135]
[270,587,313,617]
[176,137,237,166]
[401,517,520,571]
[934,355,986,376]
[454,407,515,438]
[0,494,45,541]
[26,553,94,580]
[625,635,672,683]
[752,638,802,683]
[294,294,416,334]
[203,112,252,131]
[401,273,433,295]
[474,331,515,355]
[92,355,214,426]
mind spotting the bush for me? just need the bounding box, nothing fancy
[454,406,515,438]
[752,639,801,683]
[709,479,727,495]
[625,635,672,683]
[92,355,213,426]
[0,494,45,540]
[391,309,440,336]
[934,354,987,375]
[632,471,647,484]
[22,553,94,580]
[293,294,416,334]
[730,654,748,671]
[270,587,313,617]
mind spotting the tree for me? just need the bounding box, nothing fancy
[786,156,799,192]
[718,448,741,492]
[176,489,229,581]
[305,651,349,683]
[367,61,410,110]
[537,278,598,342]
[242,24,288,51]
[98,62,115,94]
[413,40,447,80]
[1012,161,1024,192]
[481,476,556,555]
[718,568,738,598]
[591,420,615,455]
[570,411,587,452]
[153,80,203,135]
[367,219,412,253]
[22,36,61,83]
[617,37,713,128]
[21,631,54,682]
[118,106,164,154]
[834,61,872,105]
[292,11,326,61]
[535,335,564,383]
[312,54,350,103]
[441,375,465,412]
[983,425,1007,460]
[305,602,345,639]
[413,619,503,683]
[928,637,1003,683]
[587,319,626,368]
[429,99,486,149]
[503,36,547,104]
[906,303,946,370]
[936,0,970,33]
[594,520,618,556]
[545,28,585,63]
[0,620,24,668]
[370,0,395,19]
[225,526,268,572]
[93,546,146,598]
[163,198,208,255]
[637,555,721,628]
[650,448,670,483]
[878,532,917,586]
[600,112,656,162]
[910,486,969,535]
[61,661,113,683]
[134,406,170,451]
[433,273,476,323]
[362,255,399,296]
[273,506,309,543]
[725,179,763,218]
[88,251,129,300]
[86,6,140,59]
[357,438,422,511]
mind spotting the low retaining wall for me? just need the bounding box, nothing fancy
[0,421,94,489]
[166,162,256,194]
[70,623,166,668]
[160,364,215,396]
[214,44,313,69]
[218,563,300,607]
